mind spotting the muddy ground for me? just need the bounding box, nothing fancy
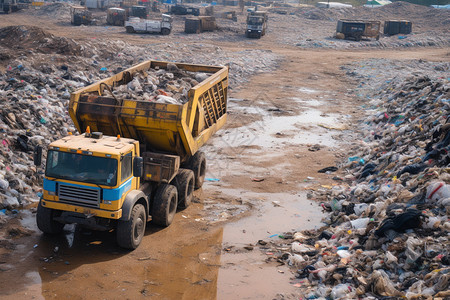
[0,2,449,299]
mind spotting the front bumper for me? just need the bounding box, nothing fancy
[41,199,122,220]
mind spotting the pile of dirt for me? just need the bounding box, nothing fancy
[29,2,71,19]
[0,25,83,56]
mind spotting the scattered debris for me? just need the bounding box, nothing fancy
[256,61,450,299]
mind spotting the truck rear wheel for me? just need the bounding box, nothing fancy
[36,201,64,234]
[152,184,177,227]
[174,169,195,209]
[116,203,146,249]
[187,151,206,189]
[126,26,135,33]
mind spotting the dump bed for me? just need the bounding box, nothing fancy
[69,60,228,162]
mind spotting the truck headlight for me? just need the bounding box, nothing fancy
[48,191,56,196]
[104,200,112,205]
[258,31,261,33]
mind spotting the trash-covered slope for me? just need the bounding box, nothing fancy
[0,25,280,211]
[259,60,449,299]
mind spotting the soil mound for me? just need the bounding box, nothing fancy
[0,25,83,56]
[31,2,71,18]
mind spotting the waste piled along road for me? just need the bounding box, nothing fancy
[257,58,449,299]
[0,1,449,299]
[0,24,279,210]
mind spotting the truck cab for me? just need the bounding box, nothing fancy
[42,133,139,222]
[246,11,267,38]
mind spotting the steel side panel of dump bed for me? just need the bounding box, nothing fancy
[69,60,228,162]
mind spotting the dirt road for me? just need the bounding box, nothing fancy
[0,7,449,300]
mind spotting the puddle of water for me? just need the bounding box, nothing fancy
[216,189,323,299]
[298,87,320,94]
[292,97,323,107]
[213,108,344,149]
[219,189,323,245]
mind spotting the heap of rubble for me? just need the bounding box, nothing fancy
[261,65,449,299]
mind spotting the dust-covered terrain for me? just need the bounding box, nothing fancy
[0,1,449,299]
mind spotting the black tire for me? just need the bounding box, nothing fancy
[152,184,177,227]
[161,28,170,35]
[187,151,206,189]
[116,203,146,249]
[173,169,195,209]
[126,26,135,33]
[36,201,64,234]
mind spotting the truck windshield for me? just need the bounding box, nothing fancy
[45,150,118,186]
[248,17,263,25]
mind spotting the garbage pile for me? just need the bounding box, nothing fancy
[0,25,279,212]
[111,64,210,104]
[27,2,71,20]
[261,70,449,298]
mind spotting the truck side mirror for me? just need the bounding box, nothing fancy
[34,146,42,166]
[133,157,143,177]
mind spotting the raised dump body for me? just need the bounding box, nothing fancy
[36,61,228,249]
[69,60,228,162]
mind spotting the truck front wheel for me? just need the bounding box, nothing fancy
[161,28,170,35]
[174,169,195,209]
[36,201,64,234]
[126,26,135,33]
[188,151,206,189]
[116,203,146,249]
[152,184,177,227]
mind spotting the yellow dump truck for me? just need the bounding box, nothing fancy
[36,60,228,249]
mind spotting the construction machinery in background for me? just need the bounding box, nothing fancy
[125,14,172,34]
[170,4,199,16]
[35,60,229,250]
[384,20,412,36]
[129,5,147,19]
[222,11,237,21]
[107,7,127,26]
[1,0,28,13]
[245,11,268,38]
[185,16,216,34]
[335,19,381,41]
[70,5,93,26]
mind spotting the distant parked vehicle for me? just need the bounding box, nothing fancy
[125,14,173,35]
[384,20,412,36]
[185,16,217,34]
[335,20,380,41]
[245,11,268,38]
[170,5,200,16]
[70,5,93,26]
[107,7,127,26]
[0,0,28,14]
[130,5,147,19]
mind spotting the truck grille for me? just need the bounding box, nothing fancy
[58,184,100,208]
